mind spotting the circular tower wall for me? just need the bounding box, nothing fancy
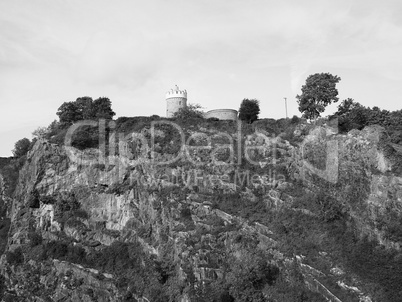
[166,85,187,117]
[204,109,238,121]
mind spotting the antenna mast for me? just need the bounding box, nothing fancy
[284,97,288,119]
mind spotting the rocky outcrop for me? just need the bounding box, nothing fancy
[1,122,401,301]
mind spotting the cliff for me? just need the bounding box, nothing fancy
[0,118,401,301]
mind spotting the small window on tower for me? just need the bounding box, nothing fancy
[179,101,181,105]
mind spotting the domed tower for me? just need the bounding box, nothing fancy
[166,85,187,117]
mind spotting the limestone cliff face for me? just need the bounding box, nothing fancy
[0,122,401,301]
[292,125,402,249]
[0,158,15,258]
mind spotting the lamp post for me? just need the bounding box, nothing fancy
[284,97,288,119]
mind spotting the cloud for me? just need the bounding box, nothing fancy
[1,0,402,156]
[73,30,160,88]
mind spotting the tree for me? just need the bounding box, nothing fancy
[12,138,31,158]
[172,103,204,120]
[91,97,115,119]
[56,97,115,125]
[336,98,361,116]
[56,102,82,126]
[75,96,94,119]
[297,73,341,120]
[238,99,260,123]
[46,120,60,137]
[333,98,373,132]
[32,127,49,140]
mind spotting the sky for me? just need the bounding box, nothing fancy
[1,0,402,156]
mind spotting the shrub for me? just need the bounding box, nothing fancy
[73,209,89,219]
[227,249,280,301]
[347,237,402,302]
[53,192,81,224]
[6,247,24,265]
[172,103,204,120]
[239,99,260,124]
[39,195,56,205]
[28,190,40,208]
[41,240,87,264]
[180,207,192,219]
[0,219,10,255]
[291,115,300,124]
[70,125,99,150]
[313,192,345,222]
[0,274,5,301]
[12,138,31,158]
[28,232,43,247]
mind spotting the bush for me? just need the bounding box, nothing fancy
[73,209,89,219]
[0,274,5,301]
[239,99,260,124]
[6,247,24,265]
[28,232,43,247]
[39,195,56,205]
[70,125,99,150]
[53,192,82,224]
[41,240,87,264]
[313,192,345,222]
[180,207,192,219]
[12,138,31,158]
[347,237,402,302]
[0,219,10,255]
[172,103,204,120]
[227,249,280,301]
[28,190,40,208]
[291,115,300,124]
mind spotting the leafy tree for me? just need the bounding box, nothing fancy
[46,120,60,136]
[56,101,82,126]
[343,108,368,131]
[32,126,49,140]
[297,73,341,120]
[92,97,115,119]
[333,99,393,132]
[239,99,260,123]
[75,96,94,119]
[336,98,361,116]
[172,103,204,120]
[56,97,115,126]
[12,138,31,158]
[368,106,390,126]
[70,125,99,150]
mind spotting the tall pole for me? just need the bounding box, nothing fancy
[284,97,288,119]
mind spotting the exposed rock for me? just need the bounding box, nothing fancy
[2,123,401,301]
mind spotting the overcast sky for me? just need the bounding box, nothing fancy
[1,0,401,156]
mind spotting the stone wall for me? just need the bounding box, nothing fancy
[204,109,238,120]
[166,97,187,117]
[166,85,187,117]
